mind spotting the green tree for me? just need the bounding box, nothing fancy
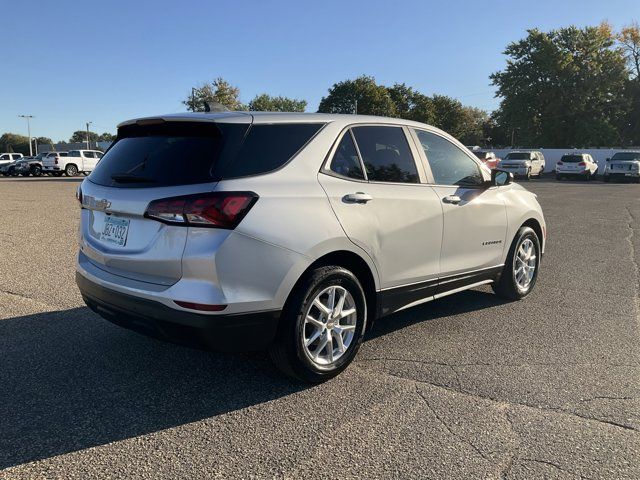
[183,77,245,112]
[491,24,629,147]
[69,131,99,143]
[98,132,116,142]
[248,94,307,112]
[318,76,397,116]
[0,133,30,155]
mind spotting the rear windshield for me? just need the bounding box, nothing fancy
[88,121,324,188]
[611,152,640,161]
[560,155,583,163]
[504,152,531,160]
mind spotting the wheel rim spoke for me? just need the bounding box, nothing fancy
[514,238,537,290]
[302,285,357,367]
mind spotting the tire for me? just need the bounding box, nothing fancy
[525,168,531,181]
[31,165,42,177]
[556,174,562,181]
[492,226,541,300]
[603,175,610,183]
[269,266,368,383]
[53,172,63,177]
[8,168,16,177]
[65,164,78,177]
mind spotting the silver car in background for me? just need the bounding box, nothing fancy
[604,151,640,183]
[498,150,546,180]
[555,153,598,180]
[76,112,546,382]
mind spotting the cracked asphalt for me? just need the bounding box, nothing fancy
[0,176,638,479]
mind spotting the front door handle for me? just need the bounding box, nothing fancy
[442,195,462,205]
[343,192,373,204]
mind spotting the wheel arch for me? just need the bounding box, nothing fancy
[283,249,379,331]
[520,217,544,253]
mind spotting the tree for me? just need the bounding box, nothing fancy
[619,22,640,79]
[248,94,306,112]
[183,77,245,112]
[0,133,30,155]
[491,24,629,147]
[318,76,397,116]
[69,131,99,143]
[98,132,116,142]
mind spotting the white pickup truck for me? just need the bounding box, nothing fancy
[42,149,104,176]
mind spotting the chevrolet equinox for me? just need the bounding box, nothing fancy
[76,112,546,382]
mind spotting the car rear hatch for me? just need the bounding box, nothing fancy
[78,118,252,286]
[609,161,636,171]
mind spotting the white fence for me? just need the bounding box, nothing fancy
[481,148,640,172]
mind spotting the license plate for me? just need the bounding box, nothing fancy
[101,216,130,247]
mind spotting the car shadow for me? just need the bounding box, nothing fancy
[0,307,302,469]
[1,289,508,469]
[366,288,510,340]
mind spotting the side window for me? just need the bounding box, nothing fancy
[84,151,95,158]
[351,126,419,183]
[0,154,9,160]
[96,152,104,159]
[70,151,80,157]
[414,130,484,186]
[328,132,364,180]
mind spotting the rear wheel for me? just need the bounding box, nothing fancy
[31,165,42,177]
[556,174,563,181]
[603,174,610,183]
[65,164,78,177]
[269,266,367,383]
[493,226,541,300]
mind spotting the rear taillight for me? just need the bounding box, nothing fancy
[54,158,59,164]
[145,192,258,229]
[578,162,586,166]
[76,185,83,206]
[556,161,563,166]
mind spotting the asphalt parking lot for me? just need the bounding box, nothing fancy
[1,176,638,479]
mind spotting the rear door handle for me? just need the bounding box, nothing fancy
[343,192,373,204]
[442,195,462,205]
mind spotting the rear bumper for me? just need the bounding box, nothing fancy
[605,171,640,178]
[77,271,281,351]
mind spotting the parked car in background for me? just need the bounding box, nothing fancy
[14,157,43,176]
[499,151,546,179]
[76,112,546,382]
[472,151,500,169]
[0,153,24,167]
[603,151,640,183]
[0,156,35,176]
[43,149,103,176]
[42,151,70,176]
[555,153,598,180]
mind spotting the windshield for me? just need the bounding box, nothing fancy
[560,155,583,163]
[611,152,640,161]
[504,152,532,160]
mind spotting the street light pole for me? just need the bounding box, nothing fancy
[19,115,34,156]
[86,121,93,149]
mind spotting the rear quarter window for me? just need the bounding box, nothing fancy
[219,123,324,179]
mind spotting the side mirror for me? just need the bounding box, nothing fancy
[492,169,512,186]
[606,158,610,162]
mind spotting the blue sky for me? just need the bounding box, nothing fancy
[1,0,638,142]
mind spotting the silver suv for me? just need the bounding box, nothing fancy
[76,112,546,382]
[604,151,640,183]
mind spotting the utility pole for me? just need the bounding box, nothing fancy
[191,87,197,111]
[354,100,358,115]
[19,115,34,156]
[86,121,93,149]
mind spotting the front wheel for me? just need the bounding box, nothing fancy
[269,266,368,383]
[31,165,42,177]
[493,226,541,300]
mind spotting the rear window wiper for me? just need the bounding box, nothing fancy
[111,174,157,183]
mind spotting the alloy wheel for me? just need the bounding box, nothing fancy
[302,285,357,367]
[514,238,537,291]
